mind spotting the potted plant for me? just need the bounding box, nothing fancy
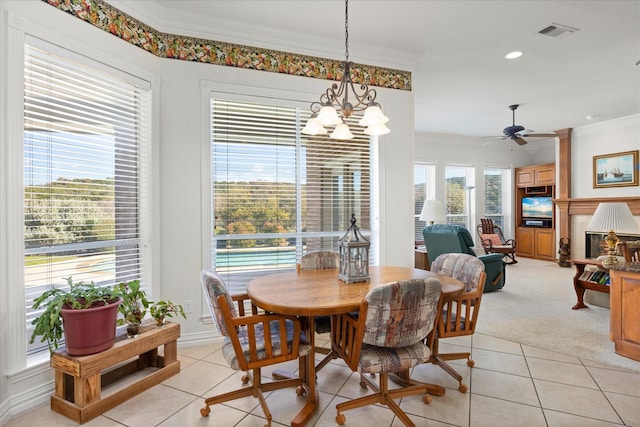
[114,279,149,338]
[30,277,121,356]
[149,300,186,326]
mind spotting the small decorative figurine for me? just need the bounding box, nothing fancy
[558,237,571,267]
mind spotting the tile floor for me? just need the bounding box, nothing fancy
[6,330,640,427]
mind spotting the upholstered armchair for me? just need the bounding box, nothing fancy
[422,224,505,292]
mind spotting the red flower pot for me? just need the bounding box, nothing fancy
[61,298,121,356]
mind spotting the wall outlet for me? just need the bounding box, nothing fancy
[184,300,193,314]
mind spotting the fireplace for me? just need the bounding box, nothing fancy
[585,231,640,258]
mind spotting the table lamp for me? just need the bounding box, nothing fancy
[586,202,638,266]
[419,200,445,224]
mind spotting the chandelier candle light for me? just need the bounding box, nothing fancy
[586,202,639,266]
[301,0,390,139]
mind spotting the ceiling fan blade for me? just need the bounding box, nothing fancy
[513,137,528,145]
[525,133,557,138]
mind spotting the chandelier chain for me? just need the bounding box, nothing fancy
[344,0,349,62]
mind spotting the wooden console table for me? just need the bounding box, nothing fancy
[50,321,181,424]
[570,259,609,310]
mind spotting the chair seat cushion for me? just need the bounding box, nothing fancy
[223,319,312,370]
[357,341,431,374]
[481,233,502,246]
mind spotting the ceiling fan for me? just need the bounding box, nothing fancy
[501,104,556,145]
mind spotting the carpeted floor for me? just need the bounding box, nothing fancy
[476,256,640,372]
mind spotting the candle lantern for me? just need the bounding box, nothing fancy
[338,213,370,283]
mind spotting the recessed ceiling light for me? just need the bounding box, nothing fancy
[505,51,523,59]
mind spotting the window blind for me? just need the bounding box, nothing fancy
[210,97,373,294]
[445,164,475,228]
[483,167,511,229]
[23,42,152,354]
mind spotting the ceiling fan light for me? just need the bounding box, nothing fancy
[301,115,328,135]
[330,123,354,139]
[317,105,342,126]
[359,103,389,126]
[364,122,390,136]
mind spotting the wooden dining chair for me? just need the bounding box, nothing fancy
[330,278,444,426]
[428,253,486,393]
[297,251,341,372]
[199,269,312,426]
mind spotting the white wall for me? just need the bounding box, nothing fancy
[0,1,414,421]
[569,115,640,259]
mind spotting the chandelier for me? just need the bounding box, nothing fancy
[301,0,390,139]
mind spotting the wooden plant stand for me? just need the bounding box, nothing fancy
[50,321,181,424]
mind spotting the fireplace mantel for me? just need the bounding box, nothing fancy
[553,197,640,216]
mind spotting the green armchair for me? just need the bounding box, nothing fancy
[423,224,506,292]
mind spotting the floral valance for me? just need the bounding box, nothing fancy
[42,0,411,91]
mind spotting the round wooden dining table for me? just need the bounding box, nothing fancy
[247,265,465,427]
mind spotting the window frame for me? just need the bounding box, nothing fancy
[19,35,156,358]
[201,83,379,301]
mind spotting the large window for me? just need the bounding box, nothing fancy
[444,164,475,229]
[483,166,512,231]
[210,97,374,294]
[23,40,152,354]
[413,163,436,241]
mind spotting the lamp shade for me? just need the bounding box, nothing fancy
[419,200,445,223]
[586,203,638,232]
[330,123,354,139]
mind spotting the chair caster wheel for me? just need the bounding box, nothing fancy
[295,386,305,395]
[458,383,468,393]
[359,380,368,389]
[423,394,432,404]
[241,374,250,384]
[467,359,475,367]
[200,406,210,417]
[336,414,346,425]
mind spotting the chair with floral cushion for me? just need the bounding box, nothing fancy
[428,253,486,393]
[477,218,517,264]
[330,278,444,426]
[199,269,312,426]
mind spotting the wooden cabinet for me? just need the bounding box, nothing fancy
[610,268,640,361]
[516,163,555,187]
[515,227,555,261]
[515,163,556,261]
[534,228,555,259]
[515,227,534,257]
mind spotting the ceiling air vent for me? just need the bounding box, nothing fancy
[538,23,579,38]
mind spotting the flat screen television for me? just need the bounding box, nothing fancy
[522,196,553,219]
